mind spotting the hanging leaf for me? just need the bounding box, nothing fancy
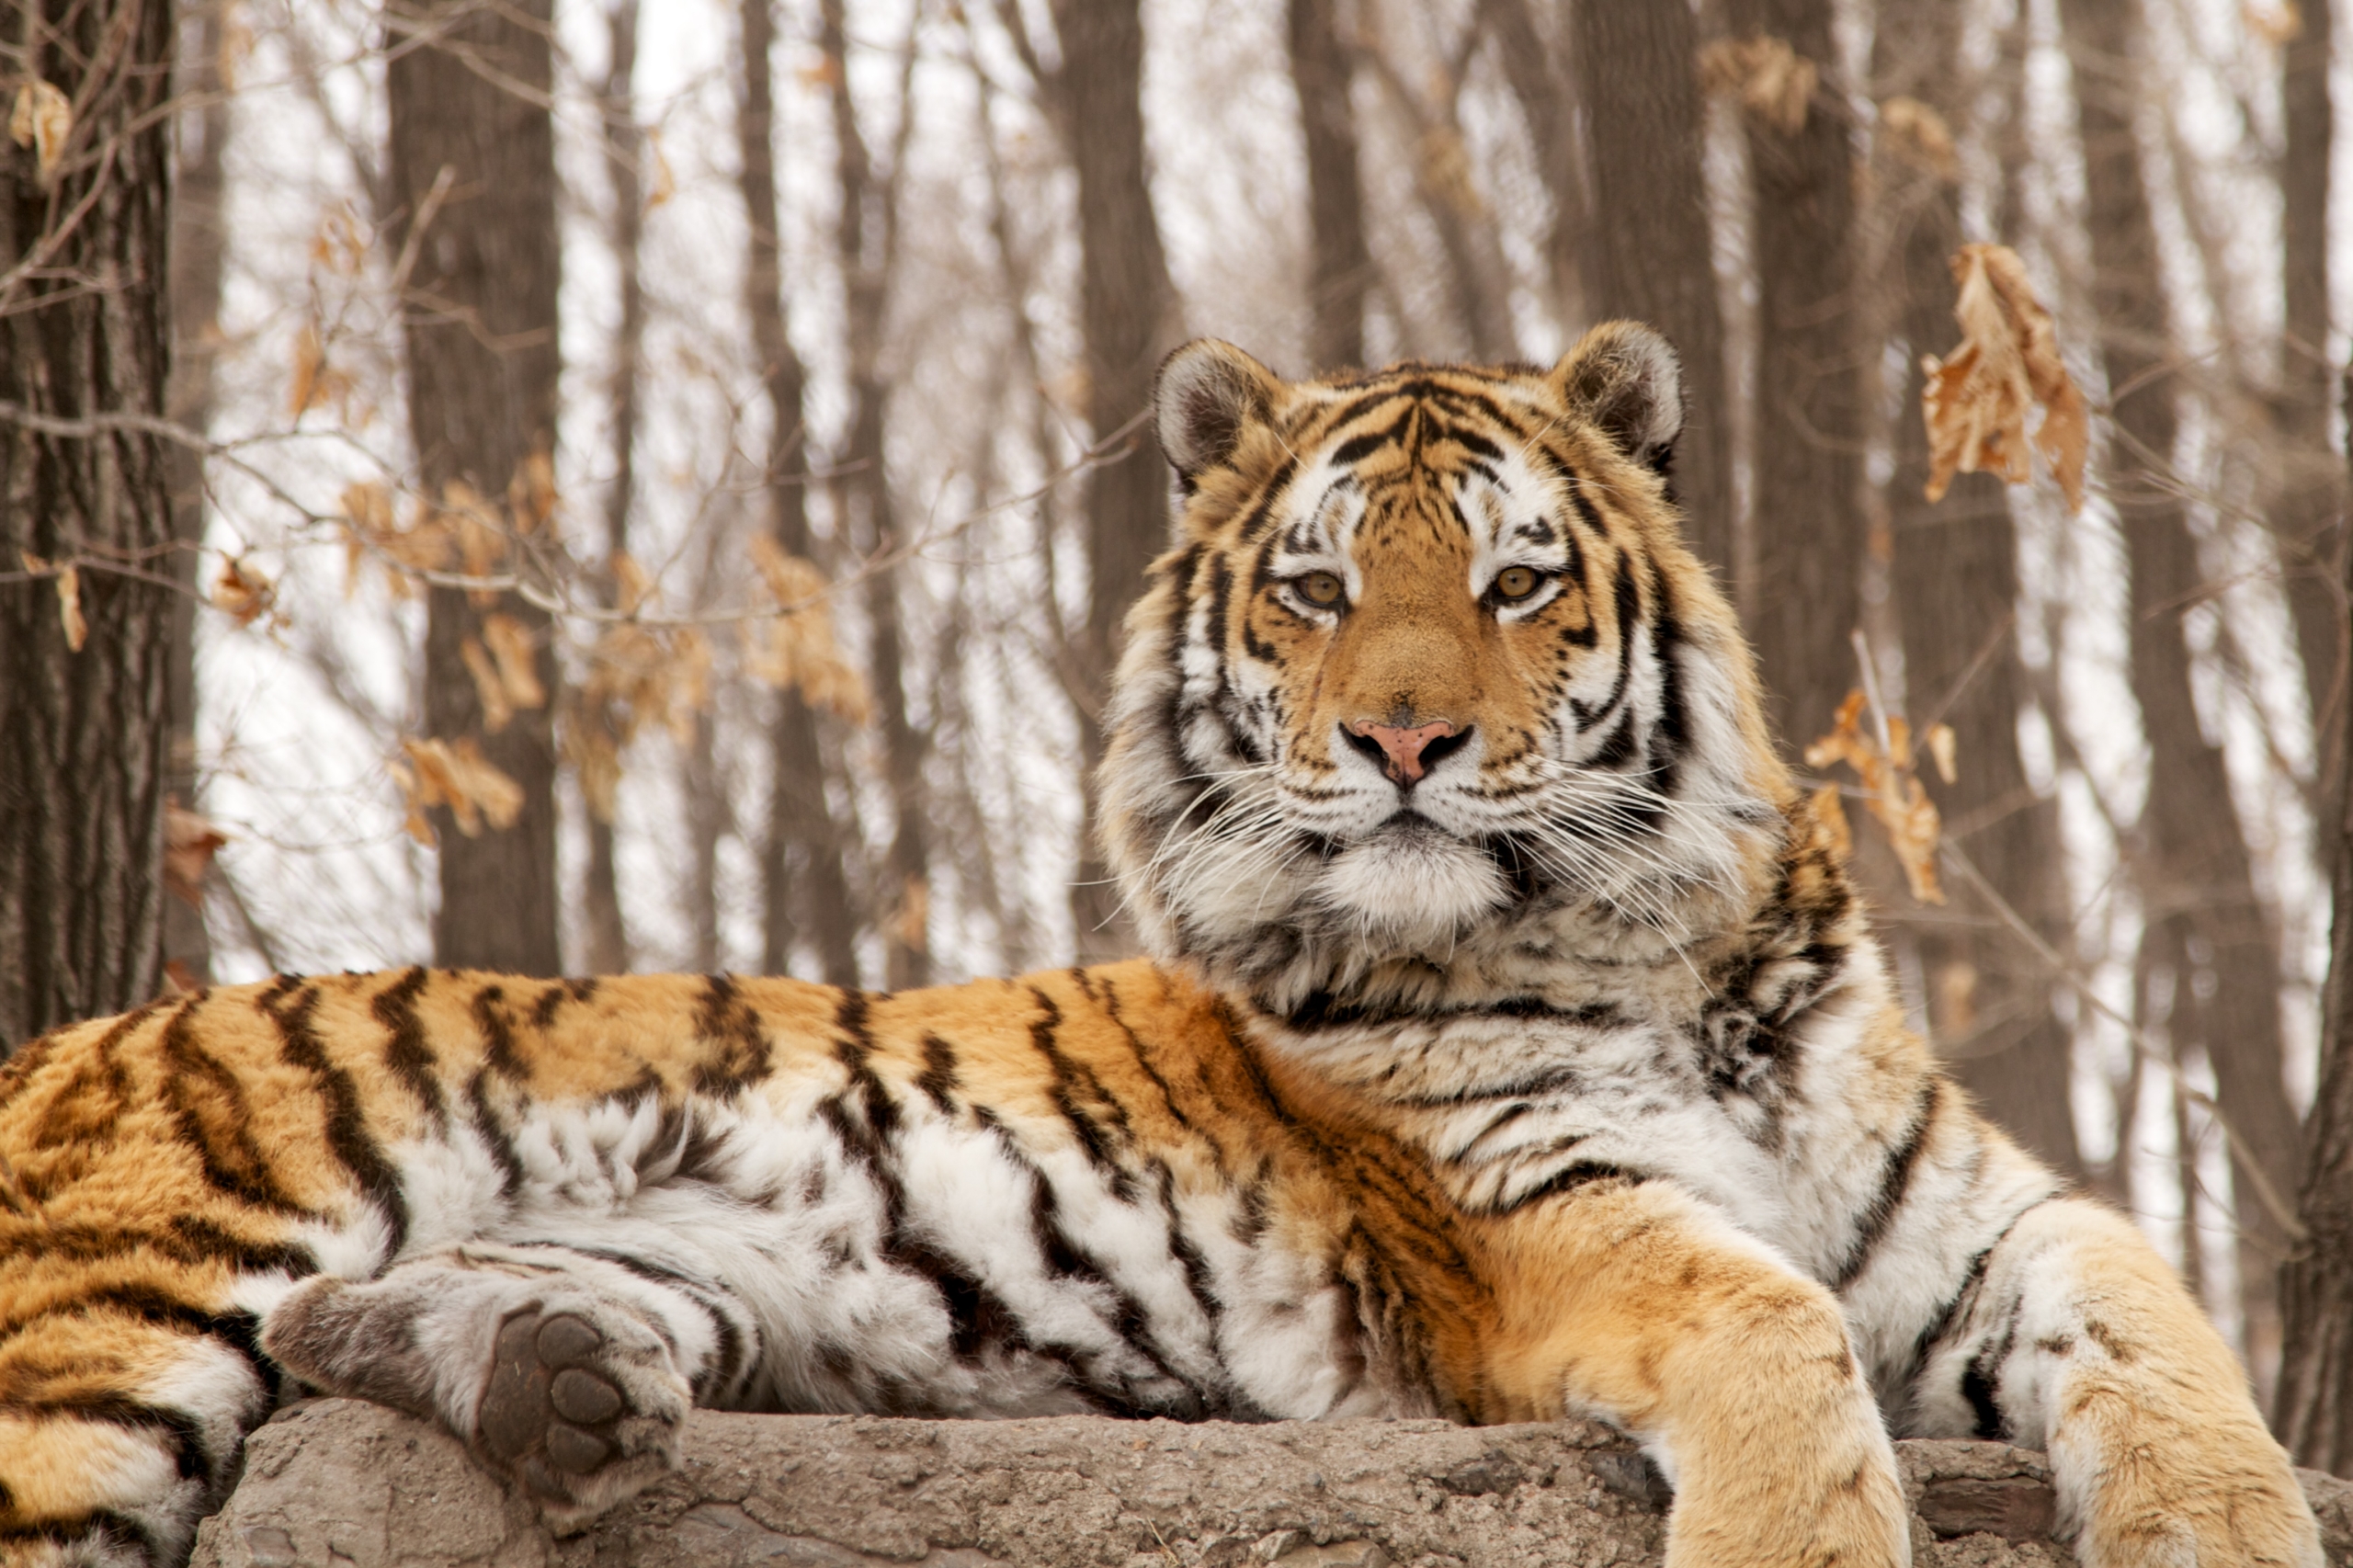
[461,637,515,733]
[1699,36,1816,136]
[9,79,72,182]
[745,535,871,723]
[1805,689,1947,904]
[393,737,524,840]
[1879,97,1958,179]
[481,613,545,710]
[164,798,229,906]
[1921,243,2088,514]
[211,556,277,627]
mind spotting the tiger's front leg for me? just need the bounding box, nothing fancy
[1918,1199,2320,1568]
[257,1245,699,1531]
[1483,1179,1910,1568]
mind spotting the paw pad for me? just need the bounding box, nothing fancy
[481,1310,631,1494]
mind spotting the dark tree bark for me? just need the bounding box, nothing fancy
[1721,0,1869,748]
[821,0,929,989]
[1288,0,1371,371]
[1571,0,1733,581]
[163,0,232,987]
[2279,0,2341,777]
[2061,0,2302,1369]
[583,0,642,976]
[385,0,563,974]
[2280,371,2353,1472]
[1047,0,1176,962]
[1874,0,2081,1178]
[1483,0,1586,339]
[740,0,859,987]
[0,0,176,1048]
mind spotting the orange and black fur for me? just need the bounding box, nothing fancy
[0,325,2321,1568]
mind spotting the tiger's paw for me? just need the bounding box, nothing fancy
[472,1299,689,1532]
[2057,1415,2322,1568]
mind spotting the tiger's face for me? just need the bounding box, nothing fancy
[1100,324,1792,1013]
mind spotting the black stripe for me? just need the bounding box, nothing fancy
[261,983,410,1260]
[1492,1160,1633,1214]
[370,966,446,1124]
[158,998,315,1215]
[472,984,524,1080]
[1329,405,1415,466]
[915,1032,961,1113]
[465,1069,526,1198]
[1024,987,1138,1200]
[1830,1079,1941,1290]
[695,973,774,1094]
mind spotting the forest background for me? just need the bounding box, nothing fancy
[6,0,2353,1475]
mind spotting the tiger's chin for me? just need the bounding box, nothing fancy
[1313,818,1511,948]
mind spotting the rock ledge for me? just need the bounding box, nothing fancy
[192,1401,2353,1568]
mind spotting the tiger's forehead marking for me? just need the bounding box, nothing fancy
[1255,376,1597,566]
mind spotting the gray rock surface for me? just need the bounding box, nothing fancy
[191,1401,2353,1568]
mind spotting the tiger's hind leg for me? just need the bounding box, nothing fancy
[0,1309,274,1568]
[257,1245,701,1531]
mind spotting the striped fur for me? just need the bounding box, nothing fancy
[0,324,2318,1568]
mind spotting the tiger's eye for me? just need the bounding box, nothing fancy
[1495,566,1541,601]
[1297,572,1345,607]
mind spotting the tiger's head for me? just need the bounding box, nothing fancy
[1099,322,1798,1017]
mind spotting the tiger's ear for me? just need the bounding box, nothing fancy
[1156,339,1286,490]
[1551,321,1684,475]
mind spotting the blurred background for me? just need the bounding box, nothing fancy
[2,0,2349,1447]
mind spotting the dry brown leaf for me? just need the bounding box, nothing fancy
[1879,96,1957,179]
[440,481,508,605]
[164,797,228,906]
[1936,960,1980,1038]
[395,736,523,840]
[482,613,545,711]
[1416,126,1487,220]
[645,129,676,211]
[309,203,369,277]
[507,450,559,537]
[890,876,930,954]
[212,557,277,627]
[611,551,654,616]
[1805,688,1946,903]
[15,552,82,651]
[287,323,354,416]
[1810,783,1853,861]
[745,536,871,723]
[9,79,72,182]
[1699,36,1816,136]
[461,637,514,733]
[2245,1,2302,44]
[1925,722,1958,785]
[1921,243,2087,514]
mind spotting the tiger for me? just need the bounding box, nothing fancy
[0,322,2323,1568]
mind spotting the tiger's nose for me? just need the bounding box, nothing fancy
[1345,719,1461,783]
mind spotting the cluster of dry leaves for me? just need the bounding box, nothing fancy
[1807,690,1957,905]
[8,79,72,185]
[327,462,870,846]
[1920,243,2088,513]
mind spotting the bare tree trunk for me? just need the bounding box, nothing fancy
[821,0,928,988]
[2279,0,2341,775]
[1571,0,1733,580]
[1721,0,1867,747]
[685,707,725,973]
[1873,0,2081,1178]
[1483,0,1586,337]
[739,0,859,987]
[2062,0,2301,1375]
[162,0,231,987]
[1048,0,1176,962]
[2280,372,2353,1470]
[0,0,176,1048]
[1289,0,1372,371]
[582,0,642,976]
[385,0,563,974]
